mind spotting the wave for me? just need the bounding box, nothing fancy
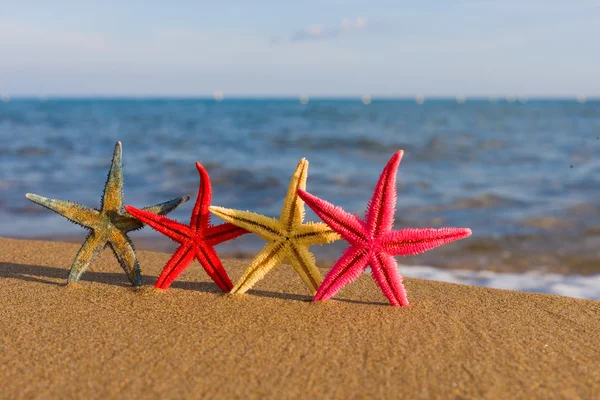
[397,265,600,300]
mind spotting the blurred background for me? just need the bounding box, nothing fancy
[1,1,599,298]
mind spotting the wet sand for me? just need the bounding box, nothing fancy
[0,237,599,399]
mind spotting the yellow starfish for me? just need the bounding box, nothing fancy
[210,158,340,295]
[25,142,189,286]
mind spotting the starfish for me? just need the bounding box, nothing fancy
[25,141,189,286]
[210,158,341,295]
[297,150,472,306]
[124,162,248,292]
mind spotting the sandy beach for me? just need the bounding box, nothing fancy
[0,237,598,399]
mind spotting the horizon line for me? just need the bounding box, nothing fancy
[1,95,598,101]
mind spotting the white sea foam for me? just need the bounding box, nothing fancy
[397,265,600,300]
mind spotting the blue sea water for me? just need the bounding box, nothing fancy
[1,98,599,287]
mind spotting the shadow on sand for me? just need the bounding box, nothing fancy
[0,262,388,306]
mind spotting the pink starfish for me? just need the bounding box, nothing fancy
[297,150,472,306]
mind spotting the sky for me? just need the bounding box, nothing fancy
[0,0,598,97]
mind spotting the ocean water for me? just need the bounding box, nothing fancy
[0,98,599,298]
[399,266,600,300]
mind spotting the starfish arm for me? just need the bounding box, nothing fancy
[369,253,409,306]
[141,195,191,215]
[286,243,322,294]
[365,150,403,237]
[119,196,191,232]
[195,244,234,292]
[381,227,472,257]
[231,241,287,294]
[155,244,195,289]
[25,193,100,229]
[124,206,191,243]
[280,158,308,230]
[107,230,143,286]
[204,223,249,247]
[101,141,124,212]
[190,162,212,233]
[209,206,283,241]
[297,189,367,245]
[291,222,341,246]
[67,232,107,283]
[313,246,370,302]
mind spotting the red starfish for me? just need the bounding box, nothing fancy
[124,162,248,292]
[297,150,472,306]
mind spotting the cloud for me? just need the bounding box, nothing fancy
[340,17,368,32]
[288,17,368,43]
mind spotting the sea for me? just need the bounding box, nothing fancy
[1,98,599,299]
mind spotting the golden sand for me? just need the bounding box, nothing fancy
[0,237,598,399]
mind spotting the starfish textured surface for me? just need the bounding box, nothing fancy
[298,150,472,306]
[125,163,248,292]
[210,158,341,295]
[25,142,189,286]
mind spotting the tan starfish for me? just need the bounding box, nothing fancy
[25,141,189,286]
[210,158,340,295]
